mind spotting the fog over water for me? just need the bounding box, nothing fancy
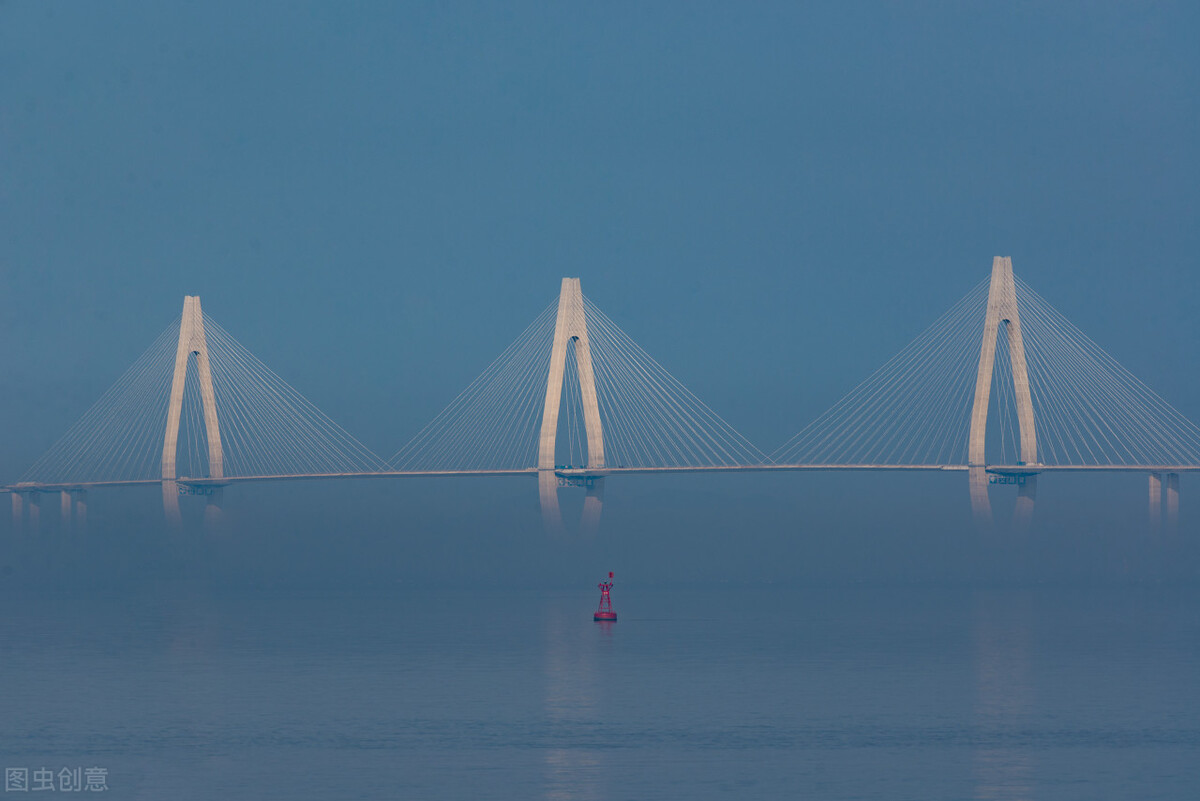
[1,4,1198,798]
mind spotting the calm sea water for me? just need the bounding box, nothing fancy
[1,584,1197,800]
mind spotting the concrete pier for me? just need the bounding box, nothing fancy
[580,478,604,537]
[538,470,560,535]
[1014,476,1037,529]
[204,488,223,529]
[72,490,87,532]
[1149,473,1163,528]
[60,490,71,531]
[969,466,992,526]
[1165,473,1179,531]
[28,492,40,533]
[163,480,181,527]
[539,471,604,538]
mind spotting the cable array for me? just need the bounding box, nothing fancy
[581,296,767,468]
[774,272,1200,467]
[21,312,389,485]
[1013,278,1200,466]
[392,293,766,470]
[21,321,182,484]
[391,301,558,471]
[772,280,991,465]
[193,315,390,477]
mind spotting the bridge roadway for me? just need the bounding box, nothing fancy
[4,463,1199,494]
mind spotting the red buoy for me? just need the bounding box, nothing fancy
[594,572,617,621]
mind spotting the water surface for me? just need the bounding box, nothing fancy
[1,585,1196,799]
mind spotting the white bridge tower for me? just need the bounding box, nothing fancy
[537,278,605,535]
[968,257,1039,526]
[161,296,225,526]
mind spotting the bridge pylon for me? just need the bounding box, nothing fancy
[537,278,605,535]
[968,257,1039,527]
[162,296,224,526]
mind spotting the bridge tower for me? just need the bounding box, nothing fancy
[537,278,605,535]
[968,257,1039,526]
[161,295,225,526]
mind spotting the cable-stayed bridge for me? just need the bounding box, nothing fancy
[6,259,1198,534]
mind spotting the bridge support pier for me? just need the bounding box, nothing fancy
[970,469,1037,529]
[581,478,604,537]
[1149,473,1163,529]
[539,471,560,535]
[204,488,223,529]
[539,472,604,537]
[72,490,87,532]
[163,481,182,527]
[969,467,992,526]
[11,492,23,532]
[60,490,72,532]
[27,492,40,533]
[1165,473,1179,532]
[1014,475,1036,529]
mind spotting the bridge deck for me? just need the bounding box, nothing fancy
[4,463,1198,492]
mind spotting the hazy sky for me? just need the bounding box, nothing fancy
[2,2,1197,585]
